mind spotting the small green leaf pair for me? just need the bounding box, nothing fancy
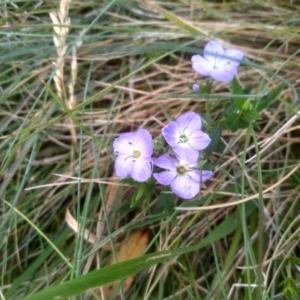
[225,77,284,132]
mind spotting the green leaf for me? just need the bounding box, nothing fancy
[198,112,212,128]
[255,83,285,112]
[243,85,254,95]
[120,178,136,185]
[242,107,261,121]
[197,160,207,169]
[159,188,178,226]
[153,136,164,151]
[241,98,252,111]
[204,123,222,156]
[200,84,209,94]
[279,277,298,299]
[224,102,236,115]
[288,256,300,265]
[205,77,213,93]
[224,112,250,132]
[232,77,245,109]
[131,183,147,207]
[144,180,156,203]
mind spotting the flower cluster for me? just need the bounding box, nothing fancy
[113,112,213,200]
[112,40,244,199]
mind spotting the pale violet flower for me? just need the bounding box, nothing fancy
[191,40,243,82]
[162,112,211,162]
[192,83,200,92]
[153,154,213,199]
[113,128,153,182]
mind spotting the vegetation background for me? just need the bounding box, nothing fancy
[1,0,300,299]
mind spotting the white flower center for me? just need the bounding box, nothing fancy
[213,62,219,70]
[176,165,187,175]
[132,150,141,158]
[123,142,141,162]
[179,133,188,143]
[212,51,232,70]
[176,162,193,175]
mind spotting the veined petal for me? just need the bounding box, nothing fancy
[210,65,238,82]
[153,171,176,185]
[131,158,152,182]
[200,170,213,182]
[224,48,243,67]
[134,128,153,157]
[176,112,202,133]
[203,40,225,65]
[162,121,180,147]
[113,133,135,155]
[172,145,199,163]
[171,174,200,199]
[189,130,211,150]
[154,154,177,171]
[187,169,201,184]
[191,54,213,77]
[177,157,198,168]
[115,155,133,178]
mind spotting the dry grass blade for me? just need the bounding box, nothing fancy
[49,0,77,143]
[65,206,117,251]
[49,0,70,100]
[65,206,96,244]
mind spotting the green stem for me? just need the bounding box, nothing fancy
[250,123,264,298]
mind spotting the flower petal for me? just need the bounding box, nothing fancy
[162,121,180,147]
[172,145,199,163]
[170,174,200,199]
[177,157,198,168]
[210,62,239,82]
[224,48,243,67]
[134,128,153,157]
[203,40,225,65]
[191,54,213,77]
[154,154,177,171]
[192,41,243,82]
[188,130,211,151]
[114,155,133,178]
[131,158,153,182]
[187,169,201,184]
[113,133,135,155]
[200,170,213,182]
[176,112,202,133]
[153,171,176,185]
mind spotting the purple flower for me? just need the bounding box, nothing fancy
[162,112,211,162]
[191,40,243,82]
[192,83,200,92]
[153,154,213,199]
[113,128,153,182]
